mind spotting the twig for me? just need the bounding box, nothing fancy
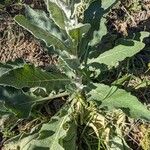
[121,5,137,26]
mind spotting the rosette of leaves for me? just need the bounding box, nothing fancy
[0,0,150,149]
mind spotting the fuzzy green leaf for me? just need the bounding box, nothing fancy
[83,0,107,48]
[24,5,62,37]
[3,107,77,150]
[57,53,78,79]
[0,87,36,118]
[46,0,69,29]
[68,24,91,44]
[15,15,68,51]
[0,65,70,93]
[86,83,150,121]
[68,23,91,56]
[88,39,145,68]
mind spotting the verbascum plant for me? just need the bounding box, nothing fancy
[0,0,150,149]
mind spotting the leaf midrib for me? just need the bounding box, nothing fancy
[50,115,68,149]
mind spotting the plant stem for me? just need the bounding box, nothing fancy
[36,92,69,103]
[18,92,69,105]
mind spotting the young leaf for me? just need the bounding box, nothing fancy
[15,15,68,51]
[68,24,91,44]
[3,107,77,150]
[68,23,91,56]
[0,65,71,93]
[57,55,77,79]
[46,0,69,29]
[86,83,150,121]
[88,39,145,68]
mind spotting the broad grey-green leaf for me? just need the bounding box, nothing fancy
[0,87,36,118]
[46,0,69,29]
[15,15,68,51]
[0,65,70,93]
[30,109,76,150]
[4,107,77,150]
[88,39,145,68]
[86,83,150,121]
[25,5,62,39]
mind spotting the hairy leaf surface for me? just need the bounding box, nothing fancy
[86,83,150,121]
[15,15,68,51]
[0,65,70,93]
[25,5,62,38]
[46,0,69,29]
[68,24,91,44]
[0,87,36,118]
[88,39,145,68]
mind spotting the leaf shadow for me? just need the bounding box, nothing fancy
[89,36,136,60]
[38,130,55,140]
[33,147,49,150]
